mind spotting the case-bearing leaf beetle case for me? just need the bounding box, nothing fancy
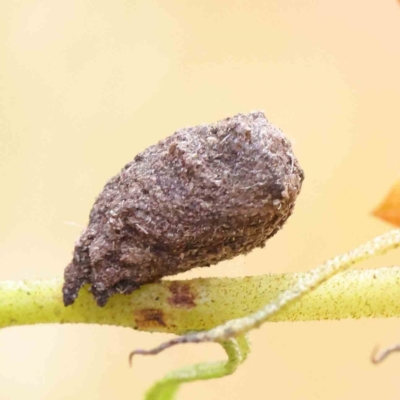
[63,112,304,307]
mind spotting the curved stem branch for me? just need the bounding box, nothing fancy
[143,335,250,400]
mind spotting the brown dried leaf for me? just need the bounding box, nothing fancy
[373,180,400,227]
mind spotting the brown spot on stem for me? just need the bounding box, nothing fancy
[168,282,196,309]
[134,308,166,329]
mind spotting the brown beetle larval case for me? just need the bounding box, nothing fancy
[63,111,304,306]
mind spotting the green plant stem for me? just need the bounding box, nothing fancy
[144,335,250,400]
[1,267,400,333]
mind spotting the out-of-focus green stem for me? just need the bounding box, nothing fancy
[144,335,250,400]
[0,267,400,333]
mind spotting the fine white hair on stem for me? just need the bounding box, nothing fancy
[130,229,400,358]
[63,221,85,229]
[371,343,400,364]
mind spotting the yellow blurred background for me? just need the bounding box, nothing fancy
[1,0,400,398]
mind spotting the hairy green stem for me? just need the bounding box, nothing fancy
[132,229,400,355]
[1,267,400,333]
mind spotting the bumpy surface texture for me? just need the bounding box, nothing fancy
[63,112,304,306]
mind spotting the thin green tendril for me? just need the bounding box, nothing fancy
[143,334,250,400]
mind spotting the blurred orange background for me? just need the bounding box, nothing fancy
[1,0,400,399]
